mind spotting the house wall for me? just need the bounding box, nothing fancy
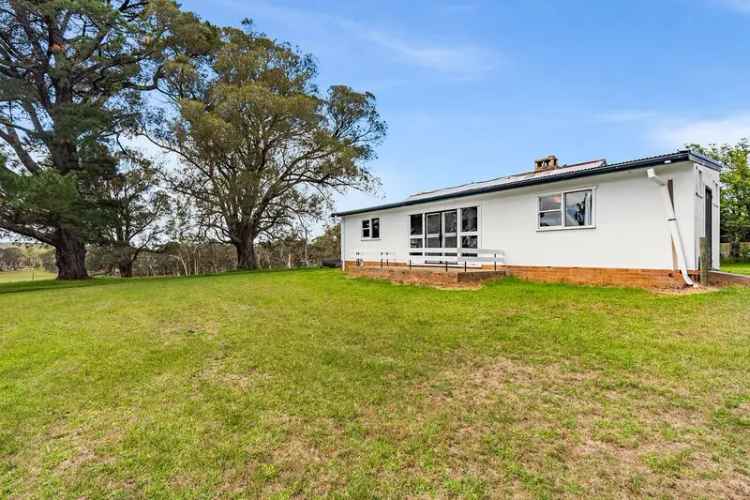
[341,161,700,273]
[693,164,721,269]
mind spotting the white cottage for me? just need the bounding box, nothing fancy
[333,151,723,288]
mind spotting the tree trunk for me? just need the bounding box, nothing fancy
[236,239,258,270]
[54,229,88,280]
[730,238,742,259]
[118,259,134,278]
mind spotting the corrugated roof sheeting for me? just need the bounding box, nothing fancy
[332,150,724,217]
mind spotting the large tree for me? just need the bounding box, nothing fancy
[96,153,170,277]
[151,24,385,270]
[688,141,750,258]
[0,0,216,278]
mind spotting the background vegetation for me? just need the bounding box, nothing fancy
[0,1,376,279]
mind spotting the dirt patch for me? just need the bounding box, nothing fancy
[390,355,750,498]
[195,361,264,392]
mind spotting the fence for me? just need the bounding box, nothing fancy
[352,248,506,272]
[720,242,750,259]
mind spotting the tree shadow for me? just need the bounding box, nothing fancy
[0,277,128,296]
[0,267,330,296]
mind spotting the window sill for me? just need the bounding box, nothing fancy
[361,238,381,241]
[537,225,596,232]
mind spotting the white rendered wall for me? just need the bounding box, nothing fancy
[692,164,721,270]
[341,161,700,271]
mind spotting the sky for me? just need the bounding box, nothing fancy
[179,0,749,213]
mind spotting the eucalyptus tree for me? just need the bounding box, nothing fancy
[153,23,386,270]
[96,154,170,277]
[0,0,217,278]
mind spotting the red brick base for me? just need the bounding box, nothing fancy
[344,261,695,289]
[344,262,507,287]
[502,265,692,289]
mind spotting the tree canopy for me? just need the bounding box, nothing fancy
[151,24,385,269]
[0,6,384,278]
[0,0,217,278]
[689,140,750,258]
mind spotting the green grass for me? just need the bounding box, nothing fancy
[2,269,750,498]
[722,260,750,275]
[0,268,56,283]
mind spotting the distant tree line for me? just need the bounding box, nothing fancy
[0,1,381,279]
[1,223,340,277]
[0,242,54,271]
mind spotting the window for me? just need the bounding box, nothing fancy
[409,214,424,254]
[443,210,457,253]
[409,206,479,259]
[460,207,478,255]
[461,235,478,249]
[538,194,562,227]
[410,214,423,236]
[361,217,380,239]
[538,189,593,229]
[564,191,592,226]
[426,212,442,252]
[461,207,478,232]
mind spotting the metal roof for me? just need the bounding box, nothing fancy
[332,150,724,217]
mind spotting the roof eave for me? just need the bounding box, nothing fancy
[332,150,722,217]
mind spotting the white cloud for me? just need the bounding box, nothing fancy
[230,0,499,78]
[652,113,750,148]
[350,25,498,76]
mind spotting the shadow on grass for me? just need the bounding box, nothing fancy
[0,277,127,296]
[0,266,332,296]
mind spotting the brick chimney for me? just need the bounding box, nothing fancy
[534,155,559,172]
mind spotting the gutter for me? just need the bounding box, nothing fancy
[646,168,695,287]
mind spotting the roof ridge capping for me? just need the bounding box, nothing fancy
[332,150,722,217]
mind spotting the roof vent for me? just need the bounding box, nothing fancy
[534,155,559,172]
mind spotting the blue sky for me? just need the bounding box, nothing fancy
[180,0,750,212]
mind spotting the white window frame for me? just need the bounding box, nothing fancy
[409,213,424,255]
[537,187,596,231]
[459,206,479,254]
[425,212,443,256]
[443,209,458,254]
[407,204,481,258]
[361,217,381,240]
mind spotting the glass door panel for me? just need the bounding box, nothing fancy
[426,212,442,256]
[443,210,457,256]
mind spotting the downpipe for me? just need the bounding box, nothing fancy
[646,168,695,287]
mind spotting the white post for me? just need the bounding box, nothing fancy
[339,217,346,271]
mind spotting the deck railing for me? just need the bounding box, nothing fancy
[352,248,506,272]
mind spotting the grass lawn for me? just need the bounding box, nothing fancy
[0,268,56,283]
[722,260,750,276]
[1,269,750,498]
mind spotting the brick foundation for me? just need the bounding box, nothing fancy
[502,265,691,289]
[344,261,694,289]
[344,262,507,287]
